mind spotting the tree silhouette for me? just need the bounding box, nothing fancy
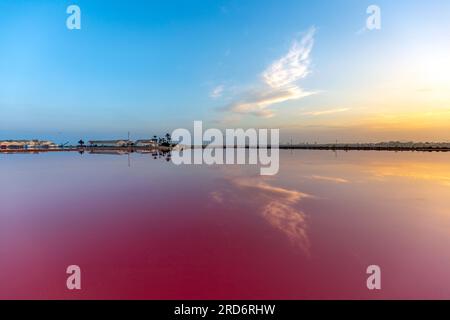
[78,139,85,147]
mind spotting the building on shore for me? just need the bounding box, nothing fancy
[135,139,158,148]
[0,140,58,150]
[88,140,132,147]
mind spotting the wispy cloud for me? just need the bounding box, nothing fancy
[210,85,224,99]
[356,26,367,36]
[263,28,315,89]
[303,108,350,116]
[222,27,317,119]
[229,86,313,118]
[310,175,349,183]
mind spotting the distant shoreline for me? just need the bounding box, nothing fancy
[1,145,450,153]
[278,145,450,152]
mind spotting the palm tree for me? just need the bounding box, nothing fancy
[78,139,85,148]
[165,133,171,143]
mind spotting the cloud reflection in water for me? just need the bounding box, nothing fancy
[211,176,313,256]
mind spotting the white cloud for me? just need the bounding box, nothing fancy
[223,27,317,118]
[229,86,314,118]
[210,85,224,99]
[263,27,315,89]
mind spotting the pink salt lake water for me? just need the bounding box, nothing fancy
[1,150,450,299]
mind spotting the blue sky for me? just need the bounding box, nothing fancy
[1,0,449,143]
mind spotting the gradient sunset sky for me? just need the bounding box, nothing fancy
[0,0,449,143]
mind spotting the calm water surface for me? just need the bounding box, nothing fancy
[1,150,450,299]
